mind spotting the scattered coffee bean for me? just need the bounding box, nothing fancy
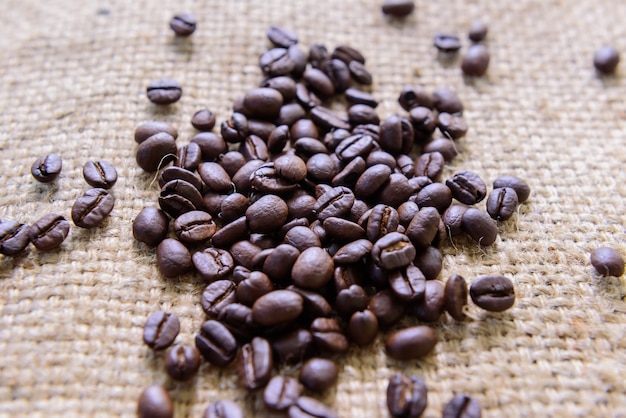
[461,44,490,77]
[83,160,117,189]
[444,274,468,321]
[434,32,462,53]
[146,79,183,105]
[291,247,334,290]
[137,385,173,418]
[432,87,464,114]
[299,358,338,392]
[191,108,216,131]
[382,0,415,17]
[0,220,31,256]
[461,208,497,246]
[143,311,180,351]
[136,132,177,172]
[594,46,620,74]
[31,153,62,183]
[264,375,302,411]
[28,213,70,250]
[135,121,178,144]
[442,394,482,418]
[133,207,169,247]
[169,13,196,37]
[468,20,488,42]
[385,325,437,360]
[492,174,530,203]
[165,345,201,381]
[252,289,303,327]
[71,188,115,228]
[414,280,445,322]
[156,238,192,278]
[590,247,624,277]
[486,187,519,221]
[203,400,244,418]
[267,26,298,48]
[470,275,515,312]
[387,373,428,418]
[446,171,487,205]
[195,319,238,366]
[237,336,273,390]
[310,317,349,354]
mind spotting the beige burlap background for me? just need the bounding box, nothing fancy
[0,0,625,417]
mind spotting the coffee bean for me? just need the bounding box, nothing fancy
[243,88,284,120]
[334,284,368,318]
[414,151,444,180]
[332,45,366,65]
[369,289,408,328]
[444,274,468,321]
[461,208,497,246]
[468,20,488,42]
[590,247,624,277]
[221,113,249,144]
[246,194,288,233]
[446,171,487,205]
[295,83,322,110]
[272,328,314,364]
[386,373,428,418]
[290,247,334,290]
[406,207,441,249]
[385,325,437,360]
[309,106,351,131]
[135,121,178,144]
[355,164,392,200]
[169,13,196,37]
[195,319,238,366]
[442,394,481,418]
[202,400,244,418]
[345,88,378,107]
[28,213,70,250]
[262,76,297,102]
[294,137,329,158]
[372,232,416,270]
[287,397,337,418]
[306,153,338,183]
[303,68,335,98]
[165,345,201,381]
[158,179,205,218]
[377,173,414,208]
[176,142,202,171]
[470,275,515,312]
[252,289,303,327]
[594,46,620,74]
[382,0,415,17]
[156,238,192,278]
[219,193,249,223]
[492,175,530,203]
[461,45,490,77]
[288,45,308,77]
[486,187,519,221]
[442,205,467,237]
[137,385,173,418]
[237,336,273,390]
[146,79,182,105]
[310,317,348,354]
[331,156,366,188]
[364,204,399,241]
[136,132,177,172]
[71,188,115,228]
[398,86,434,111]
[31,153,62,183]
[191,108,216,131]
[143,311,180,350]
[409,106,438,141]
[422,137,458,161]
[198,162,232,193]
[264,375,301,412]
[332,239,372,265]
[236,271,274,306]
[324,58,352,93]
[201,280,237,317]
[277,102,306,126]
[438,113,469,140]
[434,32,462,52]
[82,160,117,189]
[267,26,298,48]
[432,87,463,114]
[212,215,250,248]
[299,358,338,392]
[0,220,30,256]
[217,303,254,341]
[314,186,355,221]
[158,166,204,191]
[413,246,442,280]
[388,264,426,302]
[413,280,445,322]
[173,211,216,243]
[347,60,373,85]
[379,114,413,155]
[347,309,378,345]
[287,285,333,319]
[132,207,168,247]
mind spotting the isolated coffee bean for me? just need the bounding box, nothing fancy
[461,44,490,77]
[136,132,177,172]
[461,208,497,246]
[165,345,201,381]
[492,175,530,203]
[83,160,117,189]
[468,20,488,42]
[169,13,196,37]
[594,46,620,74]
[434,32,462,52]
[438,112,468,140]
[385,325,437,360]
[237,337,273,390]
[71,188,115,228]
[445,274,468,321]
[31,153,62,183]
[300,358,338,392]
[0,220,30,256]
[195,319,238,366]
[486,187,519,221]
[156,238,192,278]
[137,385,173,418]
[442,394,482,418]
[267,26,298,48]
[28,213,70,250]
[146,79,182,105]
[133,207,169,247]
[135,121,178,144]
[470,275,515,312]
[332,45,366,65]
[143,311,180,350]
[590,247,625,277]
[191,108,216,131]
[203,400,244,418]
[264,376,301,412]
[382,0,415,17]
[446,171,487,205]
[387,373,428,418]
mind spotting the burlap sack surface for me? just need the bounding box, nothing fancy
[0,0,625,416]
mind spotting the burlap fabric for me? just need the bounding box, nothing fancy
[0,0,625,416]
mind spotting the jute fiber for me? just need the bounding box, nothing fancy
[0,0,625,416]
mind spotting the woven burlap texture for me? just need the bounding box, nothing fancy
[0,0,625,417]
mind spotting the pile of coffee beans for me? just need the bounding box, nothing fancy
[131,22,533,417]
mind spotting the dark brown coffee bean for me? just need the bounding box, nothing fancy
[135,121,178,144]
[169,13,196,36]
[366,204,400,241]
[132,207,169,247]
[190,109,216,131]
[442,205,467,237]
[385,325,437,360]
[252,290,303,327]
[264,375,301,411]
[147,79,182,105]
[310,317,348,354]
[235,271,274,306]
[397,202,420,227]
[355,164,392,200]
[388,264,426,302]
[369,289,407,328]
[414,280,445,322]
[406,207,441,249]
[267,26,298,48]
[243,88,284,120]
[260,48,296,77]
[414,152,444,181]
[334,284,368,318]
[262,76,297,102]
[245,194,288,233]
[413,246,442,280]
[192,248,233,282]
[299,358,338,392]
[376,173,414,207]
[173,211,215,243]
[433,87,463,114]
[386,373,428,418]
[272,328,313,364]
[200,280,237,317]
[237,337,273,390]
[422,138,458,161]
[322,217,364,242]
[221,112,249,144]
[288,45,307,77]
[444,274,468,321]
[176,142,202,171]
[31,153,62,183]
[136,132,177,172]
[409,106,438,142]
[446,171,487,205]
[28,213,69,250]
[217,303,254,341]
[348,104,379,126]
[442,394,482,418]
[434,32,462,52]
[137,385,173,418]
[332,239,372,265]
[266,125,290,154]
[277,102,306,126]
[382,0,415,17]
[212,216,250,248]
[313,186,355,221]
[159,179,205,218]
[594,46,620,74]
[345,88,378,107]
[372,232,416,270]
[202,400,244,418]
[486,187,519,221]
[158,165,203,191]
[195,319,238,366]
[379,114,411,155]
[306,153,337,183]
[156,238,192,278]
[289,247,333,290]
[468,20,488,42]
[71,188,115,228]
[461,44,490,77]
[348,60,373,85]
[470,275,515,312]
[295,83,322,110]
[81,160,117,189]
[262,244,300,283]
[165,345,201,381]
[438,112,468,140]
[591,247,625,277]
[324,58,352,93]
[288,397,337,418]
[332,45,365,65]
[398,86,434,111]
[218,193,249,223]
[143,311,180,350]
[303,68,335,98]
[331,156,366,188]
[492,175,530,203]
[285,285,332,320]
[197,162,231,193]
[309,106,351,131]
[461,208,497,246]
[347,309,378,345]
[294,137,329,158]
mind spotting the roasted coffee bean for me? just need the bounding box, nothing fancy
[265,376,301,411]
[335,284,368,317]
[290,247,334,290]
[434,32,462,52]
[201,280,237,317]
[355,164,392,200]
[176,142,202,171]
[82,160,117,189]
[195,319,238,366]
[423,138,458,161]
[230,240,262,270]
[136,132,177,172]
[135,121,178,144]
[444,274,468,321]
[272,328,314,364]
[493,175,530,203]
[415,183,452,214]
[414,153,444,182]
[414,280,445,322]
[299,358,338,392]
[310,318,348,354]
[486,187,519,221]
[446,171,487,205]
[250,164,298,195]
[260,47,296,77]
[322,217,364,242]
[594,46,620,74]
[246,194,288,233]
[372,232,416,270]
[394,154,413,177]
[379,114,411,155]
[308,43,330,69]
[324,59,352,93]
[158,165,203,191]
[406,207,441,249]
[365,204,400,242]
[262,76,297,102]
[219,152,246,179]
[132,207,169,247]
[333,264,362,291]
[348,104,379,126]
[159,179,205,218]
[309,106,351,131]
[313,186,355,221]
[399,86,434,111]
[288,45,308,77]
[263,244,300,283]
[143,311,180,350]
[288,397,337,418]
[303,68,335,98]
[385,325,437,360]
[307,153,337,183]
[221,112,249,144]
[413,246,442,280]
[267,125,291,154]
[252,290,303,327]
[397,202,420,227]
[217,303,254,341]
[388,264,426,302]
[332,45,365,65]
[71,188,115,228]
[219,193,249,223]
[348,60,373,85]
[442,394,482,418]
[345,88,378,107]
[146,79,182,105]
[243,88,284,120]
[165,345,201,381]
[156,238,192,278]
[31,153,62,183]
[174,210,216,243]
[286,194,316,222]
[294,137,329,158]
[287,285,333,319]
[468,20,488,42]
[197,162,232,193]
[137,385,173,418]
[203,400,244,418]
[237,337,273,390]
[347,309,378,345]
[461,208,497,246]
[295,83,322,110]
[191,108,216,131]
[442,204,467,237]
[169,13,196,36]
[382,0,415,17]
[433,87,463,114]
[409,106,437,142]
[386,373,428,418]
[461,44,490,76]
[28,213,69,250]
[323,128,351,150]
[267,26,298,48]
[377,173,414,207]
[369,289,407,328]
[331,156,366,188]
[189,133,226,163]
[277,102,307,126]
[236,271,274,306]
[590,247,625,277]
[438,113,468,140]
[470,275,515,312]
[212,216,250,248]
